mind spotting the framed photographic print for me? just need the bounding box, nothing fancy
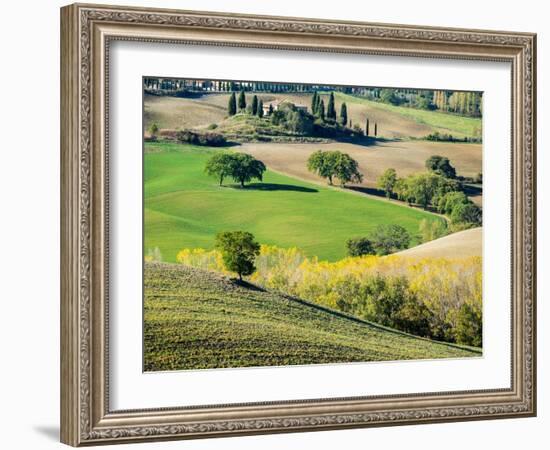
[60,3,537,446]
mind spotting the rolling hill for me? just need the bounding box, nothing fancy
[144,142,443,262]
[395,227,482,258]
[144,262,481,371]
[144,91,482,140]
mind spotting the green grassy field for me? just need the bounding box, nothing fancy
[334,92,482,138]
[144,262,480,371]
[144,142,443,262]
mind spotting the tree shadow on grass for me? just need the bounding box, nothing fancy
[347,185,389,199]
[233,279,266,291]
[228,183,318,193]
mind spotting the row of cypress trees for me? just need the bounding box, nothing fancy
[227,89,377,136]
[227,91,265,118]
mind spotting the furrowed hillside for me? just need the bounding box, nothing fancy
[144,262,481,371]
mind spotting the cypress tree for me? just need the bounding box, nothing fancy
[251,95,258,115]
[365,118,369,136]
[327,92,336,121]
[228,92,237,116]
[257,99,264,118]
[374,122,378,136]
[268,104,274,115]
[238,90,246,111]
[319,99,325,120]
[311,91,318,115]
[340,102,348,126]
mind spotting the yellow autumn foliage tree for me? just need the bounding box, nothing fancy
[174,245,482,346]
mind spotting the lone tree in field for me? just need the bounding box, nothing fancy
[369,224,411,255]
[238,90,247,111]
[307,150,339,185]
[346,237,375,257]
[215,231,260,281]
[425,155,457,179]
[333,152,363,187]
[377,168,398,199]
[339,102,348,126]
[251,95,259,115]
[204,152,236,186]
[230,153,266,188]
[227,92,237,116]
[307,150,363,187]
[327,92,337,121]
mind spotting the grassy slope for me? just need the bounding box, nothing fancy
[144,142,443,262]
[334,92,482,138]
[144,262,480,371]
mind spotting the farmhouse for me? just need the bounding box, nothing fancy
[263,99,308,115]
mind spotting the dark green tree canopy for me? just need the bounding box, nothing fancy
[204,152,236,186]
[346,237,375,257]
[229,153,266,187]
[227,92,237,116]
[332,152,363,186]
[257,99,264,118]
[327,92,336,121]
[425,155,457,179]
[307,150,362,186]
[318,99,325,120]
[238,90,247,111]
[215,231,260,280]
[339,102,348,126]
[204,152,266,188]
[251,95,259,115]
[369,224,411,255]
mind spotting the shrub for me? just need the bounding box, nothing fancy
[425,155,457,179]
[346,237,375,257]
[176,129,227,147]
[455,302,482,347]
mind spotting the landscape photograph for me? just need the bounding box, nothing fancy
[142,77,484,372]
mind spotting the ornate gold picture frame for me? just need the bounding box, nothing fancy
[60,3,536,446]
